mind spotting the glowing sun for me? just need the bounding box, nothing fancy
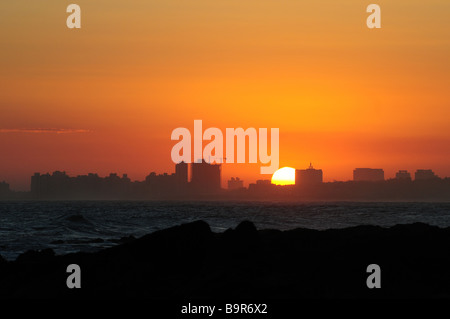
[271,167,296,186]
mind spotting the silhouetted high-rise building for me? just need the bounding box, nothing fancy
[395,170,412,181]
[191,160,221,192]
[228,177,244,190]
[31,173,41,197]
[31,171,71,199]
[175,161,188,185]
[415,169,438,181]
[0,181,10,198]
[353,168,384,182]
[296,163,323,186]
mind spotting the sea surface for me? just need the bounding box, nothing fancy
[0,201,449,261]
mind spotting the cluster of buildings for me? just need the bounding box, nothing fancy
[352,168,439,182]
[291,165,439,186]
[0,161,446,200]
[246,165,439,189]
[243,163,439,193]
[29,160,221,199]
[243,165,447,201]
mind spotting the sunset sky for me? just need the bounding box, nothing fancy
[1,0,449,190]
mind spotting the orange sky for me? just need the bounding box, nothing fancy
[1,0,449,190]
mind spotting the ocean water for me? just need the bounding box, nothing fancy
[0,201,449,261]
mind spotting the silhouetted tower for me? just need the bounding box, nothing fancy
[191,160,221,193]
[296,163,323,186]
[175,161,188,185]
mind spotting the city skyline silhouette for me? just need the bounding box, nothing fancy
[1,161,448,201]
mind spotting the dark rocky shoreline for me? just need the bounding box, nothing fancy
[1,221,449,299]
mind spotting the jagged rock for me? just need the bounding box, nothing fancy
[119,235,135,243]
[235,220,258,236]
[15,248,55,263]
[1,221,449,299]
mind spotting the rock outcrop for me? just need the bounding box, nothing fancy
[0,221,449,299]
